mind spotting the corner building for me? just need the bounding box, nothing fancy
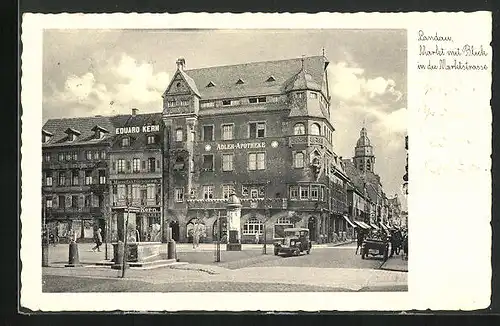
[162,56,348,244]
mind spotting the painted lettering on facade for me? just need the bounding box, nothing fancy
[216,142,266,150]
[115,125,160,135]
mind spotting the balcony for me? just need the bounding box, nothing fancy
[186,198,288,210]
[288,135,328,148]
[46,206,103,215]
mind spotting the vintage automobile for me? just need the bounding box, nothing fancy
[274,228,312,256]
[361,229,390,261]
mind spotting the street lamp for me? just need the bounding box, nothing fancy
[121,193,130,278]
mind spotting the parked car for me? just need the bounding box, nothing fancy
[274,228,311,256]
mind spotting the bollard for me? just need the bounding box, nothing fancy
[167,239,176,260]
[112,241,128,270]
[65,241,82,267]
[42,241,49,267]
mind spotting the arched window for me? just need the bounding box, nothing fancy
[310,123,321,136]
[243,217,263,235]
[293,123,305,135]
[293,152,304,168]
[175,128,183,142]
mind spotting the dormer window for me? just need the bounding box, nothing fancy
[121,137,130,147]
[236,79,245,85]
[42,130,53,143]
[206,81,216,88]
[91,125,109,139]
[64,128,81,142]
[266,76,276,82]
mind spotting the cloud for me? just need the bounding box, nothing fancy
[43,53,170,119]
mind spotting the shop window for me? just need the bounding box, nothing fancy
[221,124,234,140]
[175,128,183,142]
[85,170,93,185]
[310,123,321,136]
[202,185,214,200]
[202,155,214,171]
[249,122,266,139]
[243,217,263,235]
[293,123,305,135]
[293,152,304,168]
[289,186,299,199]
[203,125,214,141]
[222,184,235,199]
[222,154,233,171]
[98,170,106,184]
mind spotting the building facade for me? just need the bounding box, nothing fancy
[42,117,114,242]
[108,111,164,243]
[162,56,348,244]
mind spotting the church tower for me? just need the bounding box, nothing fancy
[353,127,375,173]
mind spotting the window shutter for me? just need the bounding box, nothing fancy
[65,195,71,207]
[156,159,160,169]
[142,161,146,170]
[112,161,116,171]
[126,161,131,171]
[79,195,84,209]
[54,195,58,208]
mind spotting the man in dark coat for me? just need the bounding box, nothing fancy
[355,229,365,255]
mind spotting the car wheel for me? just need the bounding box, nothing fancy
[361,252,365,259]
[306,249,310,254]
[383,249,389,261]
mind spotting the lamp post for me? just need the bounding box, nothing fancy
[121,195,130,278]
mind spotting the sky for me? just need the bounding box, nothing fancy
[42,29,407,209]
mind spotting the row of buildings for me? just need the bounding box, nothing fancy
[42,55,402,244]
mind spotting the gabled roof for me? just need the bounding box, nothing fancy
[163,69,201,98]
[108,112,163,151]
[182,55,328,100]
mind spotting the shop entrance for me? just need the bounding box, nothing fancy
[308,216,317,242]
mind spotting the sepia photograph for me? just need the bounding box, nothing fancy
[20,12,491,312]
[39,28,408,293]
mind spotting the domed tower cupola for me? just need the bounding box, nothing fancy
[353,127,375,173]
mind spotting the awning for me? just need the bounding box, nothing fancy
[370,223,380,230]
[354,221,371,230]
[342,215,357,228]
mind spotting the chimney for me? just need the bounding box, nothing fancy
[176,58,186,71]
[132,108,138,116]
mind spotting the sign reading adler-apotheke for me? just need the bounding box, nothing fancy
[115,125,160,135]
[217,142,266,150]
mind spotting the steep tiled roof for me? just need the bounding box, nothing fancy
[42,112,163,149]
[42,116,117,148]
[183,56,328,100]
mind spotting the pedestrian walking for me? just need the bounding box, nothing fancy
[355,229,364,255]
[254,233,260,244]
[92,228,102,252]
